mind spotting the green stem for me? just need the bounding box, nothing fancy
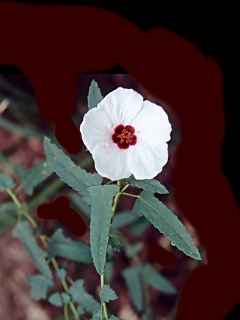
[64,304,70,320]
[120,192,140,199]
[100,274,109,320]
[6,188,37,228]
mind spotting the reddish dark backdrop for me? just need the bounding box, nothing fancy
[0,3,239,320]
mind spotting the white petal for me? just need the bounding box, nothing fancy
[92,143,131,181]
[132,100,172,146]
[128,141,169,180]
[97,87,143,126]
[80,106,112,152]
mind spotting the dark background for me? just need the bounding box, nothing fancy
[2,2,237,205]
[0,2,238,319]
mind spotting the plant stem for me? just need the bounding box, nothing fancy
[100,274,109,320]
[6,188,37,228]
[64,304,70,320]
[120,192,140,199]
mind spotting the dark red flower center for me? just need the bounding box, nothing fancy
[112,124,137,149]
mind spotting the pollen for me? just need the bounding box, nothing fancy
[112,124,137,149]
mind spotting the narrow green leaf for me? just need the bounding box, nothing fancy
[43,137,102,195]
[57,268,67,281]
[122,265,144,312]
[109,316,120,320]
[87,80,103,109]
[69,279,100,314]
[48,229,92,264]
[77,306,85,316]
[138,191,202,260]
[28,274,53,300]
[13,221,52,279]
[0,202,17,234]
[142,264,176,294]
[127,176,169,195]
[89,185,119,275]
[16,161,52,195]
[91,310,101,320]
[112,210,140,229]
[0,174,15,190]
[105,262,114,283]
[100,285,118,303]
[125,243,143,258]
[129,217,150,237]
[69,192,91,218]
[109,232,125,251]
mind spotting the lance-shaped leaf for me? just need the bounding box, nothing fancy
[112,210,140,229]
[142,264,176,294]
[127,176,169,195]
[48,229,92,264]
[13,221,52,279]
[0,202,17,234]
[125,242,143,258]
[129,217,150,237]
[0,174,15,190]
[87,79,103,109]
[69,192,91,218]
[89,185,119,275]
[16,161,52,195]
[44,137,102,195]
[69,279,100,314]
[28,274,53,301]
[138,191,201,260]
[122,265,144,312]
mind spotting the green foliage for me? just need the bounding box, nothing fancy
[125,242,143,258]
[12,221,52,279]
[89,185,119,275]
[48,229,92,264]
[111,210,140,229]
[0,202,17,234]
[16,161,52,195]
[69,192,91,218]
[91,310,101,320]
[57,268,67,281]
[127,176,169,195]
[69,279,100,315]
[88,79,103,109]
[104,262,114,282]
[0,174,15,190]
[48,292,71,306]
[137,191,201,261]
[122,265,144,312]
[142,264,176,294]
[109,232,125,252]
[100,285,118,303]
[28,274,53,300]
[129,217,150,237]
[43,137,102,195]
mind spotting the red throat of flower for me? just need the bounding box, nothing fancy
[112,124,137,149]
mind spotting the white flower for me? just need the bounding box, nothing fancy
[80,87,172,181]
